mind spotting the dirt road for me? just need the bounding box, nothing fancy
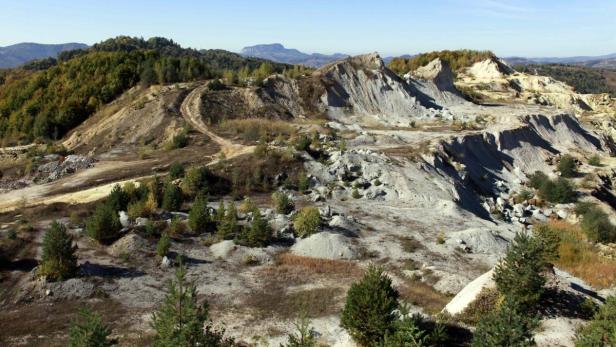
[0,83,255,213]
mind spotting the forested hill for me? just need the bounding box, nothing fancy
[0,36,289,144]
[514,64,616,97]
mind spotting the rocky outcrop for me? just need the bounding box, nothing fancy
[406,58,468,106]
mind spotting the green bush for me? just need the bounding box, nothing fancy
[528,171,549,190]
[341,265,400,346]
[272,191,294,214]
[282,311,316,347]
[167,216,186,236]
[87,203,122,242]
[351,188,361,199]
[157,232,171,257]
[558,154,578,178]
[238,208,271,247]
[169,162,185,179]
[293,207,321,238]
[181,166,210,198]
[216,202,237,240]
[575,296,616,346]
[294,134,311,151]
[297,172,309,192]
[576,203,616,243]
[587,155,601,167]
[151,261,232,347]
[68,307,117,347]
[493,233,547,312]
[168,130,188,149]
[538,177,577,203]
[162,181,183,211]
[106,184,129,212]
[38,221,77,281]
[471,300,539,347]
[188,193,210,234]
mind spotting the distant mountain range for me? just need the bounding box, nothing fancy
[504,53,616,69]
[240,43,348,68]
[0,42,88,68]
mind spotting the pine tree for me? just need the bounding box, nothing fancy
[39,221,77,281]
[575,296,616,347]
[106,184,129,212]
[86,203,122,242]
[471,300,539,347]
[214,201,226,224]
[188,193,209,234]
[157,232,171,258]
[217,202,237,240]
[68,307,117,347]
[341,265,399,346]
[241,208,271,247]
[162,181,183,211]
[151,261,231,347]
[282,311,316,347]
[493,233,547,312]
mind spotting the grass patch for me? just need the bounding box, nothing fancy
[218,119,296,144]
[455,287,500,325]
[243,286,343,320]
[540,220,616,289]
[399,278,451,315]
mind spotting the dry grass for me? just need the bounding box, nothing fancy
[218,118,296,143]
[547,220,616,289]
[245,253,361,320]
[254,254,362,298]
[399,278,451,314]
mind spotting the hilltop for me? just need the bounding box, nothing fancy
[240,43,348,67]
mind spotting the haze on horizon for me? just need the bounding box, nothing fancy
[0,0,615,58]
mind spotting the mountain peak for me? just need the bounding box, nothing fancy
[240,43,348,68]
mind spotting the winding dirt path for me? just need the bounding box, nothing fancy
[0,83,255,213]
[180,83,254,158]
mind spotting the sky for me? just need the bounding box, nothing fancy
[1,0,615,57]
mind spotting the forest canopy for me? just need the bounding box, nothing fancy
[388,49,496,75]
[0,36,288,143]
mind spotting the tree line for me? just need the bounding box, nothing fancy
[0,36,289,144]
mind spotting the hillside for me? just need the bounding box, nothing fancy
[241,43,348,67]
[505,52,616,68]
[0,36,288,144]
[388,49,497,75]
[0,42,88,68]
[514,64,616,97]
[0,46,616,347]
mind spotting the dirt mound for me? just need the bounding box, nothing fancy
[291,232,358,260]
[467,58,514,79]
[62,84,189,154]
[407,58,467,106]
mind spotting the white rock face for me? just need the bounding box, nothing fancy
[407,58,468,106]
[119,211,130,227]
[291,232,358,260]
[467,58,513,79]
[443,269,495,315]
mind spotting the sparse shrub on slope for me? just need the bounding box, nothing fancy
[272,191,294,214]
[293,207,321,238]
[168,162,185,179]
[587,155,601,167]
[181,166,210,198]
[471,299,539,347]
[151,261,232,347]
[68,307,117,347]
[282,311,317,347]
[39,221,77,281]
[575,203,616,243]
[575,296,616,347]
[157,232,171,257]
[534,176,577,204]
[493,233,548,312]
[341,265,399,346]
[558,154,578,178]
[87,203,122,242]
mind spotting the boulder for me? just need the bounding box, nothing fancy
[291,232,358,260]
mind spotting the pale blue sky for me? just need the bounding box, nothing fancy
[0,0,614,57]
